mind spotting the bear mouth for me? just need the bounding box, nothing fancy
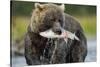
[39,28,79,44]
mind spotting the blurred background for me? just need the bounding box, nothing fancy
[11,1,96,67]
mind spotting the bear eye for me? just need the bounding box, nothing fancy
[58,19,62,22]
[50,18,55,21]
[58,19,63,26]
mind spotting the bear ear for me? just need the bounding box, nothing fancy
[35,3,43,10]
[59,4,65,11]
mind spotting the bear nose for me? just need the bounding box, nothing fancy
[55,29,62,35]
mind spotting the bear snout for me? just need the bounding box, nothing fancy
[54,28,62,35]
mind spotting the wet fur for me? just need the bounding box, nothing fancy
[24,3,87,65]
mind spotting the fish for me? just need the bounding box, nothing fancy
[61,29,79,41]
[39,29,79,44]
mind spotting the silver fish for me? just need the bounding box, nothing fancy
[39,29,79,44]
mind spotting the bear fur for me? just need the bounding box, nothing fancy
[24,3,87,65]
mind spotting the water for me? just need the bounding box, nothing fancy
[12,56,27,67]
[85,39,96,62]
[11,40,96,67]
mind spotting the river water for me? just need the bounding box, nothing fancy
[11,39,96,67]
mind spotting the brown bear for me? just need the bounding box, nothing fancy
[24,3,87,65]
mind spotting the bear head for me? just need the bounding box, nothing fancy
[30,3,65,35]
